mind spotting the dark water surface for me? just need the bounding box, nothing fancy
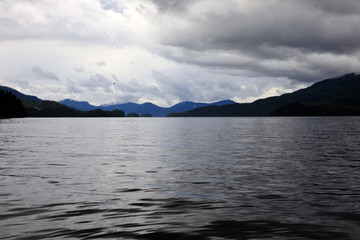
[1,117,360,239]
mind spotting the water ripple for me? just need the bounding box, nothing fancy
[1,117,360,239]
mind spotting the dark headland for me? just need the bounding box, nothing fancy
[168,73,360,117]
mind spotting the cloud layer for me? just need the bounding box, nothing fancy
[1,0,360,106]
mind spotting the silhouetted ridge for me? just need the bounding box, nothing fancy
[0,89,27,118]
[0,86,41,102]
[168,73,360,117]
[60,99,236,117]
[25,101,125,117]
[60,99,96,111]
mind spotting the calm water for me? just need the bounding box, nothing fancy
[1,117,360,240]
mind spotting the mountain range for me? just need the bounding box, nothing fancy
[59,99,235,117]
[168,73,360,117]
[2,72,360,117]
[0,85,235,117]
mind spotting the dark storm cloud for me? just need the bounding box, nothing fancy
[308,0,360,15]
[151,0,360,82]
[156,0,360,53]
[150,0,198,12]
[32,66,59,81]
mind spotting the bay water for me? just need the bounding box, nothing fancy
[1,117,360,239]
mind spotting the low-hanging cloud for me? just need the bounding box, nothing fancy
[32,66,59,81]
[96,61,107,67]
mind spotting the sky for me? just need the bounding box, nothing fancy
[1,0,360,107]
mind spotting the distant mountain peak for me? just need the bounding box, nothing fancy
[59,98,236,117]
[59,99,96,111]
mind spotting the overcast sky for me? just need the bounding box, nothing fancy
[1,0,360,106]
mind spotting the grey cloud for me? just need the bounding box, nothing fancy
[79,73,161,103]
[307,0,360,16]
[150,0,199,12]
[100,0,125,13]
[81,73,113,92]
[0,16,82,43]
[152,70,262,103]
[153,0,360,83]
[13,79,30,89]
[3,0,360,105]
[157,45,360,83]
[74,66,84,73]
[115,79,158,95]
[152,70,194,101]
[112,75,162,102]
[66,79,83,94]
[32,66,59,81]
[97,61,107,67]
[160,1,360,54]
[0,1,131,45]
[154,46,303,81]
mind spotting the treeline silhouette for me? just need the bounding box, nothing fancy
[169,73,360,117]
[24,100,125,117]
[270,99,360,116]
[0,89,27,118]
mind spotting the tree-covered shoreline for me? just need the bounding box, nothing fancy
[0,89,126,118]
[23,100,125,117]
[0,89,27,118]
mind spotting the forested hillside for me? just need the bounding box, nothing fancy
[0,89,27,118]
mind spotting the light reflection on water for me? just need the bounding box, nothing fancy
[1,117,360,239]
